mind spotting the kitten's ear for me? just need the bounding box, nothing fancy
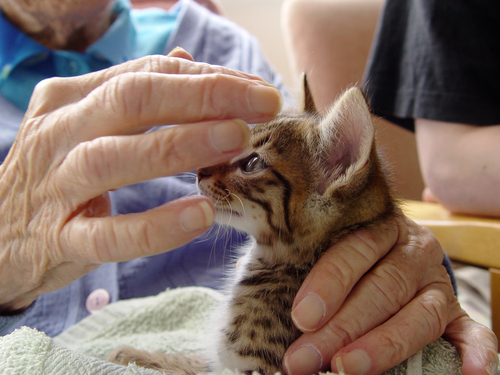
[299,73,317,114]
[317,87,374,194]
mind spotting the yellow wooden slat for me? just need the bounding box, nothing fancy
[402,200,500,223]
[402,200,500,269]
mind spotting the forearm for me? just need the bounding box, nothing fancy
[416,119,500,217]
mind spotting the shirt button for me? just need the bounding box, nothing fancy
[86,288,111,314]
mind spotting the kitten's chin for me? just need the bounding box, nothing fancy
[214,207,243,218]
[214,211,257,236]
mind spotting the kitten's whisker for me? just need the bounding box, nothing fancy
[223,197,234,227]
[222,189,231,201]
[218,189,236,228]
[229,193,246,218]
[176,172,198,179]
[214,195,225,208]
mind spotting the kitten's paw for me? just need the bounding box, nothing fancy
[108,346,209,375]
[108,346,165,369]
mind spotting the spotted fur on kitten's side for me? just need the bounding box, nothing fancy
[109,78,398,375]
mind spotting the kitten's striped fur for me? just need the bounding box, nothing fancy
[109,81,398,375]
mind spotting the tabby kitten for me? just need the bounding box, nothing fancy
[109,80,398,375]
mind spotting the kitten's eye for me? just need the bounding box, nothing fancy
[241,154,268,173]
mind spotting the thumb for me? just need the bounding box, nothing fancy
[444,315,498,375]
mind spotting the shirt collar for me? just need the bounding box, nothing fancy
[0,0,180,111]
[0,10,48,80]
[0,0,133,78]
[87,0,134,66]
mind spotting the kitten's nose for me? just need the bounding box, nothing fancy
[197,168,212,181]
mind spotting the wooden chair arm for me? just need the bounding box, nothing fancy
[403,200,500,340]
[402,200,500,269]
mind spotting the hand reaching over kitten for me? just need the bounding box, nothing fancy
[0,52,283,313]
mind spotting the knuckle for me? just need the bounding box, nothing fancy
[377,330,409,363]
[133,219,155,255]
[362,220,399,252]
[83,219,114,262]
[29,77,76,115]
[201,74,222,118]
[199,61,216,75]
[144,54,165,73]
[87,216,156,263]
[479,325,499,352]
[153,128,185,168]
[315,254,357,298]
[200,74,230,119]
[349,234,382,264]
[370,266,411,311]
[419,227,441,255]
[78,141,106,185]
[102,73,153,122]
[446,315,499,370]
[392,227,444,276]
[416,289,448,337]
[409,223,443,261]
[142,54,182,74]
[70,137,117,190]
[326,317,359,348]
[486,335,499,363]
[135,128,188,177]
[141,54,181,75]
[31,77,65,100]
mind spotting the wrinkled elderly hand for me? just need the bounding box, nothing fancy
[0,52,282,313]
[283,214,498,375]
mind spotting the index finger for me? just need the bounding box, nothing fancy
[28,55,271,116]
[49,72,282,149]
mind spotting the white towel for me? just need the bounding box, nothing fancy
[0,286,492,375]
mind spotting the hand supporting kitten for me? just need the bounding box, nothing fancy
[285,215,498,375]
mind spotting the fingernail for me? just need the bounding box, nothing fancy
[248,85,283,115]
[292,294,325,331]
[167,46,185,56]
[336,350,371,375]
[167,46,194,61]
[209,120,249,153]
[179,201,214,232]
[284,346,322,375]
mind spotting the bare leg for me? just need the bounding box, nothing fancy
[282,0,425,200]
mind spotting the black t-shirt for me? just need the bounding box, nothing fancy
[363,0,500,131]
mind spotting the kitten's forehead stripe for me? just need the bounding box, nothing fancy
[271,170,292,235]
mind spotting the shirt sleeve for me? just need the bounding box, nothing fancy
[363,0,500,130]
[0,264,119,337]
